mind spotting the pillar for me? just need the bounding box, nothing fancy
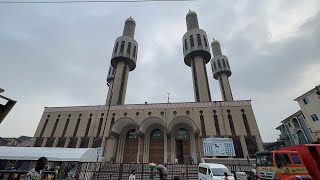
[64,137,70,148]
[239,135,249,158]
[255,135,264,151]
[53,137,59,147]
[41,137,48,147]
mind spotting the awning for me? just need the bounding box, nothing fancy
[0,147,98,162]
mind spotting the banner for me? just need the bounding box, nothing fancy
[203,138,236,156]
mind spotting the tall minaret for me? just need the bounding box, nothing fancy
[108,17,138,105]
[105,64,115,105]
[211,39,233,101]
[182,11,211,102]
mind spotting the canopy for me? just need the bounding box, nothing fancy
[0,147,98,162]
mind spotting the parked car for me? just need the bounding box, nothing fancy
[198,163,235,180]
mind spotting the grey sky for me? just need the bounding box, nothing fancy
[0,0,319,142]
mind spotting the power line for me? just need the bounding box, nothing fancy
[0,0,195,4]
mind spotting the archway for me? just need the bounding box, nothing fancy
[149,129,164,164]
[122,129,139,163]
[175,128,190,164]
[297,130,307,144]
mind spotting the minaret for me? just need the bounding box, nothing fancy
[182,11,211,102]
[105,64,115,105]
[210,39,233,101]
[108,17,138,105]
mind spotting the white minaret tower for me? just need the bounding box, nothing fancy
[107,17,138,105]
[211,39,233,101]
[182,11,212,102]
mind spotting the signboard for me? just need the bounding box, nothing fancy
[96,147,102,156]
[203,138,236,157]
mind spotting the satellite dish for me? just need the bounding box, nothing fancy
[0,88,4,93]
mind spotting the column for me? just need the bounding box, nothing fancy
[138,136,145,163]
[76,137,82,148]
[239,135,249,158]
[166,133,171,163]
[41,137,48,147]
[104,137,116,162]
[64,137,70,148]
[88,137,94,148]
[53,137,59,147]
[194,133,201,163]
[255,135,264,151]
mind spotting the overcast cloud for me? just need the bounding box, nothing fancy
[0,0,319,142]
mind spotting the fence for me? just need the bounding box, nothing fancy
[0,160,255,180]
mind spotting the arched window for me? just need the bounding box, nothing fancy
[114,42,119,53]
[127,42,131,55]
[184,39,188,50]
[222,59,226,67]
[217,60,222,68]
[297,130,308,144]
[133,46,137,57]
[213,62,217,70]
[190,35,194,47]
[203,35,208,47]
[175,128,190,140]
[197,34,202,46]
[292,118,300,128]
[120,41,125,53]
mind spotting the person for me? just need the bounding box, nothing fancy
[129,170,135,180]
[224,172,229,180]
[65,164,77,180]
[156,164,167,180]
[24,157,48,180]
[188,155,193,164]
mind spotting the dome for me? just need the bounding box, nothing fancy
[125,17,136,24]
[186,10,197,17]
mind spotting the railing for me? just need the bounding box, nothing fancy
[0,170,56,180]
[0,160,255,180]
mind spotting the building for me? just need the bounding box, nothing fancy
[0,88,16,124]
[276,110,313,146]
[276,85,320,146]
[32,11,264,164]
[295,85,320,140]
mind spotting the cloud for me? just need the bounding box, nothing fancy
[0,0,319,142]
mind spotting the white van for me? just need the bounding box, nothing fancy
[198,163,235,180]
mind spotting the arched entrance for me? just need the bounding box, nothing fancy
[149,129,164,164]
[122,129,139,163]
[175,128,190,164]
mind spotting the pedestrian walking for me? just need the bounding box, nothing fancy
[129,170,135,180]
[156,164,168,180]
[224,172,229,180]
[24,157,48,180]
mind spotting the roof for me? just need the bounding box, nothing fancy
[0,147,98,162]
[294,85,320,101]
[199,163,228,168]
[281,110,302,123]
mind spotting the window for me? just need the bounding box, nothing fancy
[279,153,292,164]
[311,114,319,121]
[291,154,302,164]
[184,39,188,50]
[197,34,202,46]
[222,59,226,67]
[211,168,232,176]
[213,62,217,70]
[114,42,119,53]
[133,46,136,57]
[287,122,291,127]
[203,35,208,47]
[127,42,131,55]
[226,60,230,68]
[217,60,221,68]
[190,35,194,47]
[120,41,125,53]
[198,167,208,175]
[303,97,310,104]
